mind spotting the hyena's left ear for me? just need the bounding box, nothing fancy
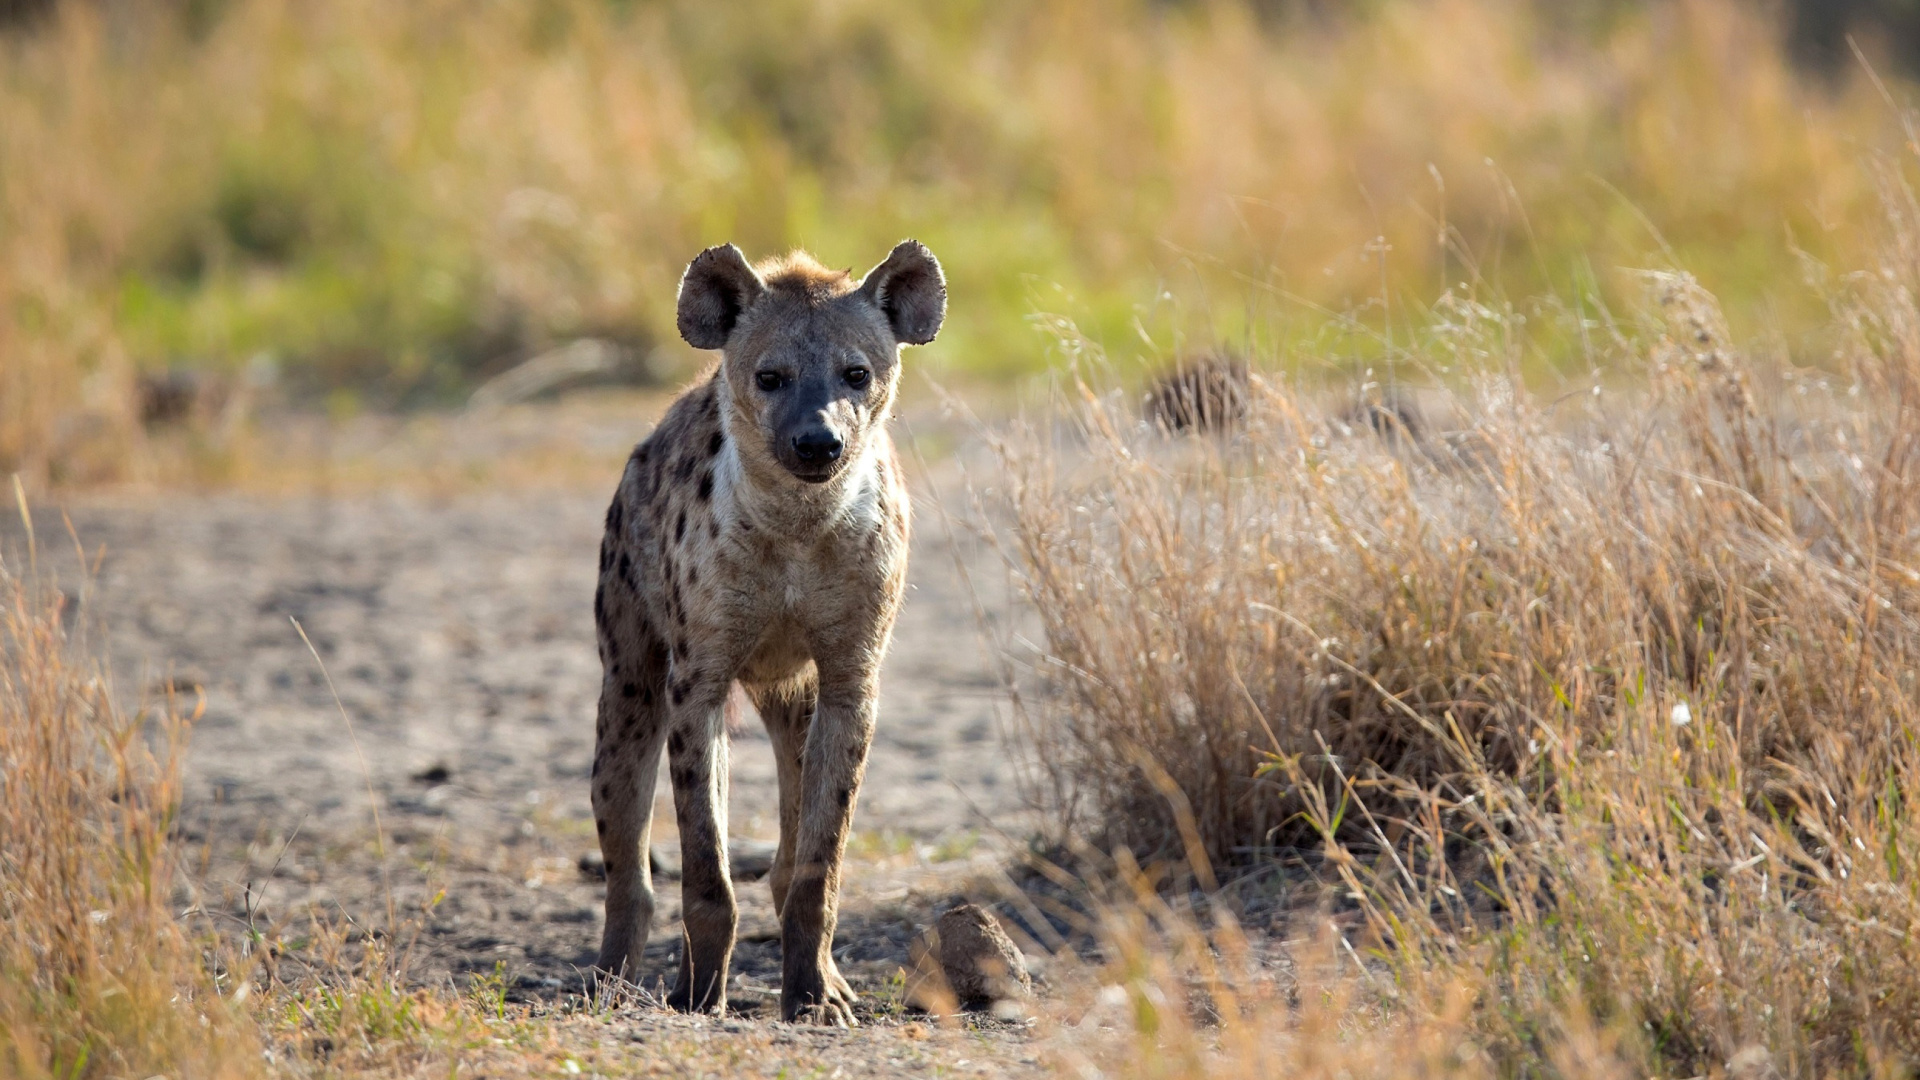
[860,240,946,346]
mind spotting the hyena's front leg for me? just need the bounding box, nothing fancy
[664,674,737,1014]
[779,669,876,1026]
[749,676,818,920]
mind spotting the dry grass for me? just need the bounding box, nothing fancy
[991,160,1920,1079]
[0,523,259,1078]
[0,0,1910,487]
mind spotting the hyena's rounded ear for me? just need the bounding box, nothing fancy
[676,244,768,350]
[860,240,946,346]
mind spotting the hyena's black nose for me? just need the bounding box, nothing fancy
[792,430,843,465]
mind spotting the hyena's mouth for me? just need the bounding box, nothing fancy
[784,461,842,485]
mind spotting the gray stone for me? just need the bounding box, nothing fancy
[936,904,1031,1007]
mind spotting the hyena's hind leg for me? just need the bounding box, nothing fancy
[664,676,738,1014]
[591,634,670,984]
[750,675,856,1017]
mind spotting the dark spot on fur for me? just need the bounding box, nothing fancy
[676,638,688,656]
[593,583,607,625]
[707,431,724,456]
[623,682,637,698]
[634,445,650,465]
[838,786,853,808]
[600,541,613,573]
[669,731,685,756]
[740,521,753,533]
[641,686,654,705]
[709,522,719,540]
[607,499,625,533]
[675,511,687,543]
[676,455,697,483]
[697,472,712,501]
[619,551,632,579]
[688,567,698,586]
[676,608,687,627]
[596,819,607,835]
[672,685,686,706]
[591,757,602,777]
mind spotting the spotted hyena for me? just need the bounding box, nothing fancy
[589,241,945,1025]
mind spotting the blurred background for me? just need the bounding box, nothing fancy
[3,0,1917,486]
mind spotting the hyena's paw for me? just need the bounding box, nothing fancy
[665,971,728,1015]
[780,962,859,1027]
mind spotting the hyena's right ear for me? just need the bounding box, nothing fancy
[676,244,768,350]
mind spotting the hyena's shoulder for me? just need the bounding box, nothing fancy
[608,367,726,535]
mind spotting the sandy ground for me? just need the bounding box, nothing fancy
[11,419,1052,1073]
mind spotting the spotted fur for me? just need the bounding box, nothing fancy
[589,241,943,1025]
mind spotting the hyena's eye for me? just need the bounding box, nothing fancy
[755,371,784,392]
[843,367,870,389]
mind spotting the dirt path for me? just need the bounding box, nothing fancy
[15,463,1045,1073]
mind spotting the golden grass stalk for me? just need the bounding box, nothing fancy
[0,542,259,1078]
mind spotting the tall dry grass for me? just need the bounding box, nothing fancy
[0,0,1907,486]
[998,166,1920,1078]
[0,530,258,1078]
[0,524,573,1078]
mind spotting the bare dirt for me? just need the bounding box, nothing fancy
[12,423,1051,1075]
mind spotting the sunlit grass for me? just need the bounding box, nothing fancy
[993,158,1920,1077]
[1,0,1911,487]
[0,532,258,1078]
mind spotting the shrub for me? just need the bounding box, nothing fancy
[997,178,1920,1075]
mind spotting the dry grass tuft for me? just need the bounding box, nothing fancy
[1142,354,1251,435]
[0,537,258,1078]
[998,177,1920,1076]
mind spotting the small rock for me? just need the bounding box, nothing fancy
[411,763,452,784]
[729,838,778,882]
[649,844,680,879]
[578,852,607,881]
[936,904,1031,1008]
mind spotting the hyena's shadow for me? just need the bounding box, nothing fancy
[510,900,928,1018]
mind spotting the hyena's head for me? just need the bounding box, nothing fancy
[675,240,945,485]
